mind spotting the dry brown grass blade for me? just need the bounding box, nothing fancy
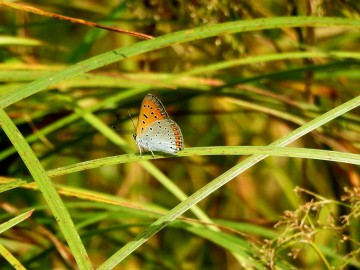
[0,2,154,40]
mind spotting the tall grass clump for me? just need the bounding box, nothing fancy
[0,1,359,269]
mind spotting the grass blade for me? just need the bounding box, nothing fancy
[97,96,359,269]
[0,109,93,269]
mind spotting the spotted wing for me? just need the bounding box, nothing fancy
[136,119,183,154]
[136,94,170,137]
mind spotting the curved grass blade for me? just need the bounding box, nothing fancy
[0,109,93,270]
[97,97,359,269]
[1,17,359,109]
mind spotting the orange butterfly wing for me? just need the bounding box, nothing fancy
[136,94,170,136]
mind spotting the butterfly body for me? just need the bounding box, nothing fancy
[134,94,183,157]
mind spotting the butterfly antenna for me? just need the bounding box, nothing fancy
[128,111,137,133]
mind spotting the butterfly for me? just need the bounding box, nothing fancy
[132,94,184,157]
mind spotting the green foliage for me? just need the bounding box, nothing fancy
[0,1,359,269]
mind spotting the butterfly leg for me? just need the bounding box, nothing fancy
[150,150,155,158]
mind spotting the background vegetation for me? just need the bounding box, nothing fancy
[0,0,359,269]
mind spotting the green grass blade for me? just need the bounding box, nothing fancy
[97,96,359,269]
[0,109,93,270]
[183,51,360,76]
[0,210,31,269]
[0,87,147,162]
[0,243,26,270]
[1,17,359,109]
[77,109,217,227]
[0,210,34,234]
[1,145,357,196]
